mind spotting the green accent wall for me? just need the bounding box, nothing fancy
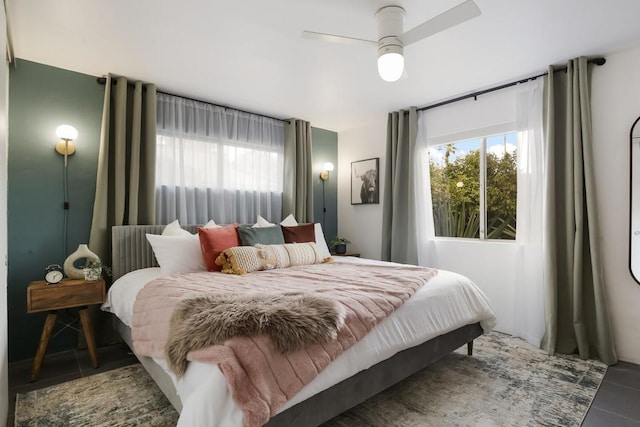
[312,127,338,246]
[8,59,103,362]
[6,59,340,363]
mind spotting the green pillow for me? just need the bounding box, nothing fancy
[237,225,285,246]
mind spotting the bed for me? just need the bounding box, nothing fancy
[103,224,496,426]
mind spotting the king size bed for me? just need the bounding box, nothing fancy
[102,224,496,426]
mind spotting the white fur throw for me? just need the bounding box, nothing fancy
[166,292,346,376]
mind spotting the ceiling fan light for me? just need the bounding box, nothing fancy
[378,52,404,82]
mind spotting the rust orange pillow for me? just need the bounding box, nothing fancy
[198,224,239,271]
[281,223,316,244]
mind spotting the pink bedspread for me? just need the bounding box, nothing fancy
[132,262,437,427]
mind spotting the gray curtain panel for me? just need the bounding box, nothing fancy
[283,119,314,222]
[88,75,157,265]
[541,57,617,365]
[381,107,418,264]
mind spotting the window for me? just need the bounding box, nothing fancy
[156,135,283,193]
[155,93,285,225]
[428,131,517,240]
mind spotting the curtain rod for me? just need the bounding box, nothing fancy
[417,57,606,112]
[96,77,287,123]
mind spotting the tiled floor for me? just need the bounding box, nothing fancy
[6,345,640,426]
[7,343,138,427]
[583,361,640,426]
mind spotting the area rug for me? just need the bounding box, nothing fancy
[323,332,607,426]
[14,332,606,427]
[14,364,178,427]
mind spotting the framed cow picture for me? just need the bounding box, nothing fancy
[351,157,379,205]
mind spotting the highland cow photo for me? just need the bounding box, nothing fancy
[351,158,379,205]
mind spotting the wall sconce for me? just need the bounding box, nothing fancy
[55,124,78,259]
[55,124,78,167]
[320,162,334,180]
[320,162,334,230]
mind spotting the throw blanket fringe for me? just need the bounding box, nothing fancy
[166,292,346,376]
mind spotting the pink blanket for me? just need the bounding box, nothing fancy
[132,262,437,426]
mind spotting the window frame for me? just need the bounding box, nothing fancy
[427,123,517,242]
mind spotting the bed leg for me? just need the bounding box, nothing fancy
[467,340,473,356]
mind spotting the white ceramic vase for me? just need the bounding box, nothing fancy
[63,244,101,279]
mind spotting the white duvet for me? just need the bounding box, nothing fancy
[102,257,496,426]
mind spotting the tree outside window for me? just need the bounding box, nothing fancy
[428,132,517,240]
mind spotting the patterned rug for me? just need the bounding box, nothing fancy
[14,332,606,427]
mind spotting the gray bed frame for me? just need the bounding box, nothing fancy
[111,225,483,426]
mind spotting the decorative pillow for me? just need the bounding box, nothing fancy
[198,224,240,271]
[282,223,316,244]
[237,225,285,246]
[216,242,328,275]
[285,242,325,266]
[146,234,205,275]
[147,220,224,275]
[162,219,192,236]
[214,244,285,275]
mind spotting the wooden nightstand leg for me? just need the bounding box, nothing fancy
[79,307,99,368]
[30,312,57,382]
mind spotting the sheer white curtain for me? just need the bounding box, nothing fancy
[514,78,546,346]
[415,110,438,266]
[155,93,285,225]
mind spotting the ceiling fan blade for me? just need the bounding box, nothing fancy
[401,0,481,46]
[302,31,377,47]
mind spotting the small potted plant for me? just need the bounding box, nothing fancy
[330,236,351,255]
[83,259,103,281]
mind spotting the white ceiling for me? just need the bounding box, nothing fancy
[7,0,640,132]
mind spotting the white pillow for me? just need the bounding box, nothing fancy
[164,219,219,235]
[204,219,221,228]
[254,214,299,228]
[314,223,331,259]
[162,219,191,236]
[146,234,206,275]
[254,215,274,228]
[280,214,299,227]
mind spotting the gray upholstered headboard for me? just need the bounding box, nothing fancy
[111,225,199,280]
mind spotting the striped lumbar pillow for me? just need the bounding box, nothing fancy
[215,242,330,275]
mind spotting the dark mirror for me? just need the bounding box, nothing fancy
[630,116,640,283]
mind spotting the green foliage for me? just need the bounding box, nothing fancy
[330,236,351,248]
[82,259,112,278]
[432,199,480,238]
[430,144,517,240]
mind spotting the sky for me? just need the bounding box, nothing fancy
[428,132,517,166]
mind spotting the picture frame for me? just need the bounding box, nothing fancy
[351,157,379,205]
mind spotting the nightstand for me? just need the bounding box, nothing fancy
[27,278,106,381]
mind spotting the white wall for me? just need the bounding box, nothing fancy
[338,118,387,260]
[338,45,640,363]
[0,3,8,424]
[591,45,640,364]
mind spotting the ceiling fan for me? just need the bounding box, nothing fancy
[302,0,481,82]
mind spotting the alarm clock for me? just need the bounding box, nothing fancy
[45,264,64,284]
